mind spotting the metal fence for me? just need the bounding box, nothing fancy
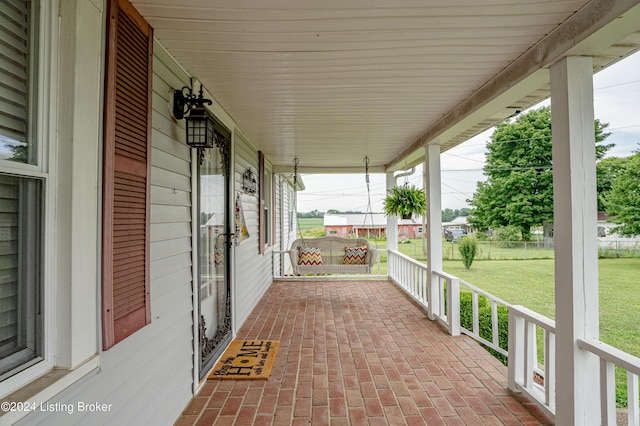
[440,240,640,260]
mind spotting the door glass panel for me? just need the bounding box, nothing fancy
[199,142,231,376]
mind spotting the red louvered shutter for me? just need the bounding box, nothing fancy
[102,0,153,350]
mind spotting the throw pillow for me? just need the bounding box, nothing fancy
[298,246,323,266]
[343,246,368,265]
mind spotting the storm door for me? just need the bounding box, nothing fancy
[197,125,232,377]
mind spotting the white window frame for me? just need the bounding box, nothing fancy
[0,0,57,397]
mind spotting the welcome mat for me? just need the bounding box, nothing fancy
[209,340,279,380]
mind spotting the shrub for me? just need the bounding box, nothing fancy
[459,292,509,365]
[458,236,477,270]
[494,225,521,242]
[473,232,490,241]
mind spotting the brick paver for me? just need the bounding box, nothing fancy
[175,280,554,425]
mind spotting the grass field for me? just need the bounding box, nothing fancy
[297,217,324,231]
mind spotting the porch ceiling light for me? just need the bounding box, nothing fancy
[173,85,215,149]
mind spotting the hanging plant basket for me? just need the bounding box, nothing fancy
[383,184,426,219]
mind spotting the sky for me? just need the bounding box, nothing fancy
[297,51,640,213]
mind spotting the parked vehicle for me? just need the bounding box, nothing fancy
[444,228,468,242]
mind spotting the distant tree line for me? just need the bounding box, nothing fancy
[297,209,368,218]
[297,208,470,222]
[297,210,325,218]
[442,208,470,222]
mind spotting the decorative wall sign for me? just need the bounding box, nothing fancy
[241,168,258,195]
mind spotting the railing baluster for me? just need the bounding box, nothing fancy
[491,300,499,347]
[601,359,616,426]
[448,277,460,336]
[524,320,534,389]
[417,266,422,302]
[423,268,428,304]
[545,330,556,411]
[472,291,479,336]
[629,372,639,426]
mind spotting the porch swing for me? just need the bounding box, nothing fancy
[288,157,379,275]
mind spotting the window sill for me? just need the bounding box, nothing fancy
[0,356,100,424]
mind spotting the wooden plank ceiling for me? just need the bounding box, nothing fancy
[132,0,640,172]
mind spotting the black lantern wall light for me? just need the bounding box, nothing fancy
[172,82,230,172]
[172,84,216,149]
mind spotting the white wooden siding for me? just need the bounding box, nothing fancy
[275,174,296,275]
[233,133,274,328]
[17,42,194,426]
[274,175,282,277]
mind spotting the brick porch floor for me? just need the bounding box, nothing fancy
[175,280,553,425]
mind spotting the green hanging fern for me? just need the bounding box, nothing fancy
[383,185,426,218]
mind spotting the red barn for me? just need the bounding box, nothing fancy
[324,214,423,238]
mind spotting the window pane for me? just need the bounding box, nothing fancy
[0,0,38,165]
[0,174,42,379]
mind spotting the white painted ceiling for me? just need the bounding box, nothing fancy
[132,0,640,172]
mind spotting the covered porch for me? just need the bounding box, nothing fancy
[176,280,551,425]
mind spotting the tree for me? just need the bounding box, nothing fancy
[606,153,640,236]
[7,143,28,163]
[442,208,456,222]
[468,106,612,240]
[458,208,471,217]
[442,208,471,222]
[596,156,630,212]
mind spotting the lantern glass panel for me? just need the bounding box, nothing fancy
[186,108,215,148]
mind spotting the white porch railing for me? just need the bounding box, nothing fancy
[387,250,429,307]
[508,305,556,419]
[387,250,510,349]
[431,270,460,337]
[458,279,510,357]
[578,338,640,426]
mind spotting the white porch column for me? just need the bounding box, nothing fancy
[425,142,443,320]
[386,172,398,251]
[550,56,600,425]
